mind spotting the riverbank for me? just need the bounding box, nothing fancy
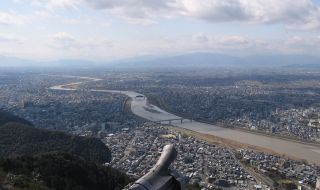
[168,126,304,162]
[147,94,320,148]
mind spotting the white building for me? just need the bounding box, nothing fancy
[316,176,320,190]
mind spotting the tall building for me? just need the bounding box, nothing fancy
[101,123,106,131]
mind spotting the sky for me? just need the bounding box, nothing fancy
[0,0,320,61]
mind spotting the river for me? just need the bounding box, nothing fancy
[50,76,320,165]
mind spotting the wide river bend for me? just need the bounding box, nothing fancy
[50,76,320,165]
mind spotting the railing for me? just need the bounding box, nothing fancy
[128,144,184,190]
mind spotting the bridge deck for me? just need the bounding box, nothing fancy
[154,118,192,124]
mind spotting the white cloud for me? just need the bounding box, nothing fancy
[62,18,81,24]
[83,0,178,24]
[50,32,76,42]
[217,35,249,45]
[283,35,320,53]
[0,33,23,44]
[16,0,320,29]
[187,34,320,55]
[34,10,54,18]
[85,0,176,13]
[0,11,25,26]
[124,17,158,25]
[4,0,320,60]
[48,32,77,49]
[34,0,80,9]
[119,34,268,57]
[48,32,112,51]
[83,0,320,30]
[48,0,80,9]
[192,33,209,42]
[180,0,250,22]
[192,33,252,47]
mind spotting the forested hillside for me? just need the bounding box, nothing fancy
[0,122,111,164]
[0,153,130,190]
[0,110,32,126]
[0,110,131,190]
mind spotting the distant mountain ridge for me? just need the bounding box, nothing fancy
[0,53,319,69]
[114,53,239,68]
[0,56,36,67]
[0,56,96,68]
[113,53,320,69]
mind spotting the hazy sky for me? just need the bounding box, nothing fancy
[1,0,320,61]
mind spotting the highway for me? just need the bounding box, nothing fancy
[50,76,320,165]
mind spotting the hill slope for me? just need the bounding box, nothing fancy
[0,152,130,190]
[0,111,131,190]
[0,122,111,164]
[0,109,111,164]
[0,110,32,126]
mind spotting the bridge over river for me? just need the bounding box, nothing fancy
[50,76,320,165]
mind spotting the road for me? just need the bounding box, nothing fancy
[50,76,320,165]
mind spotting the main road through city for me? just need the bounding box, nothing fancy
[50,76,320,165]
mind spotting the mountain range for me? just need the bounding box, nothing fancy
[114,53,320,69]
[0,53,319,69]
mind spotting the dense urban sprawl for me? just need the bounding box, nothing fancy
[1,70,320,189]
